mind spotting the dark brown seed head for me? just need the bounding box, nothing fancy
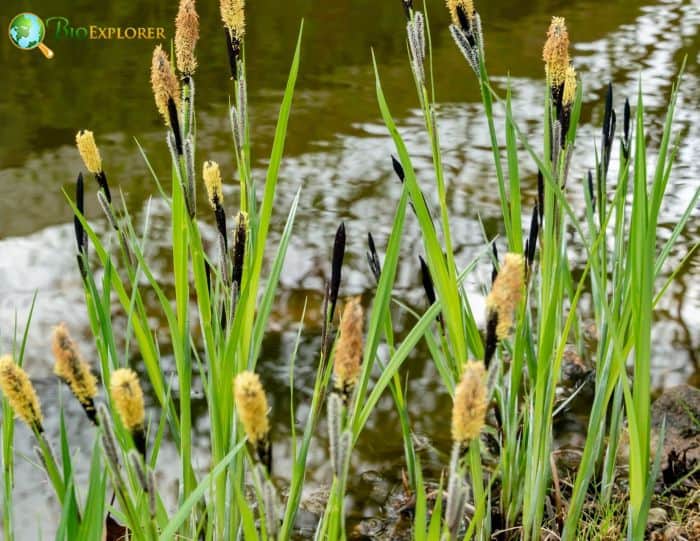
[366,232,382,282]
[329,222,346,322]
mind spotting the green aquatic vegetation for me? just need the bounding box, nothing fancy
[0,0,698,540]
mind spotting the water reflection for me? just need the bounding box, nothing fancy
[0,0,698,537]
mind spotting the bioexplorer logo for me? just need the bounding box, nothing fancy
[8,12,166,59]
[8,13,54,58]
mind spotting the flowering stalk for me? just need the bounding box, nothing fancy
[406,9,426,88]
[449,361,487,538]
[451,361,487,446]
[220,0,245,81]
[0,356,43,433]
[175,0,199,215]
[543,17,570,103]
[73,172,88,279]
[329,222,346,322]
[231,211,248,295]
[543,16,578,174]
[203,161,230,289]
[447,0,484,76]
[220,0,251,213]
[110,368,147,458]
[234,371,271,471]
[52,323,98,424]
[75,130,138,268]
[76,130,112,203]
[484,253,525,366]
[322,222,346,361]
[365,232,382,282]
[0,356,66,502]
[333,297,364,405]
[175,0,199,80]
[152,45,197,219]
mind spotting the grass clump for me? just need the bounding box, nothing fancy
[0,0,698,540]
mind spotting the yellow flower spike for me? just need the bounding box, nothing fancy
[175,0,200,76]
[333,297,364,401]
[110,368,145,433]
[486,253,525,340]
[0,355,43,432]
[150,45,181,125]
[203,160,224,208]
[563,64,577,107]
[451,361,487,445]
[220,0,246,41]
[543,17,570,89]
[233,371,270,448]
[52,324,98,419]
[75,130,103,174]
[446,0,475,26]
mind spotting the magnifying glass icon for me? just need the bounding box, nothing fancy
[8,13,54,59]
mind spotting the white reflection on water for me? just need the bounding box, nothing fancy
[0,1,698,537]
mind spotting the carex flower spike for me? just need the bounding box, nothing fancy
[151,45,183,155]
[587,170,596,214]
[220,0,245,80]
[175,0,199,77]
[234,370,272,471]
[419,255,441,324]
[525,203,540,270]
[543,17,570,104]
[74,173,88,278]
[558,65,577,148]
[0,355,43,433]
[110,368,147,458]
[333,297,364,405]
[407,11,426,86]
[203,160,230,285]
[329,222,346,322]
[366,232,382,282]
[447,0,484,76]
[484,253,525,366]
[622,97,631,160]
[52,323,98,424]
[76,130,112,203]
[232,211,248,293]
[451,360,487,446]
[600,82,616,182]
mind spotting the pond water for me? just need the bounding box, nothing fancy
[0,0,698,537]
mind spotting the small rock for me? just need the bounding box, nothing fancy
[662,523,683,540]
[553,447,584,473]
[561,348,591,389]
[652,385,700,437]
[651,385,700,487]
[299,485,330,515]
[356,470,391,503]
[583,320,598,345]
[350,518,385,539]
[686,518,700,539]
[647,507,669,528]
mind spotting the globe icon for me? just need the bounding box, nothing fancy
[8,13,54,58]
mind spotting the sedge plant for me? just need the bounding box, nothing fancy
[0,1,698,540]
